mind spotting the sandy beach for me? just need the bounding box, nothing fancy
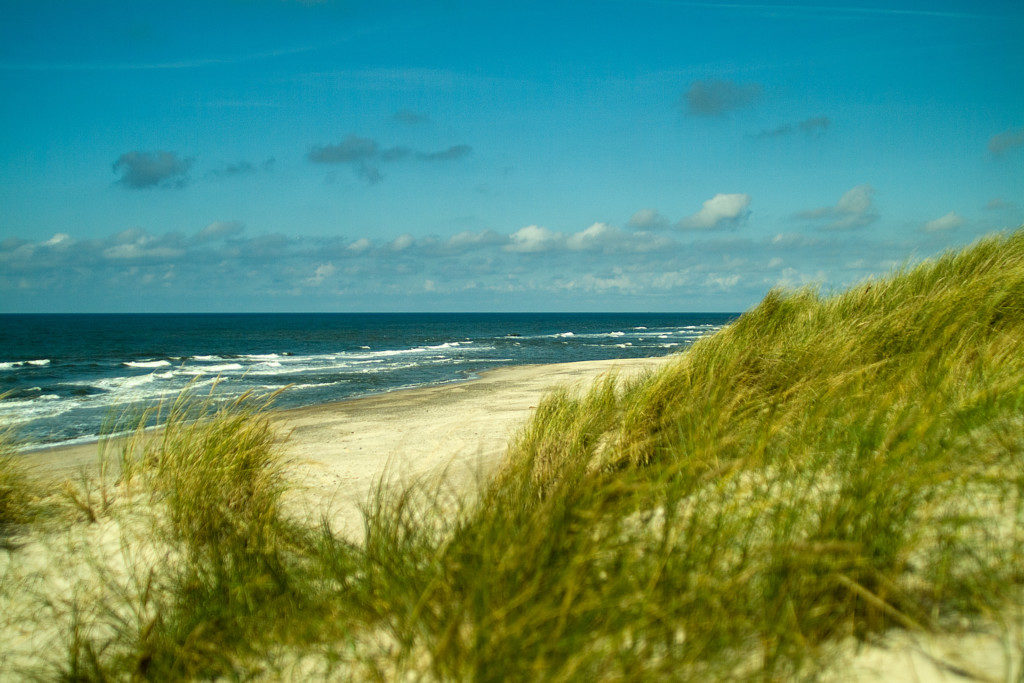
[25,356,672,537]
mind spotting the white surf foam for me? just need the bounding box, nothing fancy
[124,360,171,368]
[178,363,244,375]
[0,359,50,370]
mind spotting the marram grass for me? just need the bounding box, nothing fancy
[338,228,1024,679]
[2,228,1024,680]
[0,426,49,546]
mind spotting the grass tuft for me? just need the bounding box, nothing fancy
[0,427,48,546]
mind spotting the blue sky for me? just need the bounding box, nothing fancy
[1,0,1022,312]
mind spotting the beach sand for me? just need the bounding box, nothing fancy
[26,356,672,538]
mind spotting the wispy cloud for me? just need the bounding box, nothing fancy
[754,116,830,139]
[503,222,675,254]
[416,145,472,161]
[445,230,508,252]
[985,198,1017,211]
[113,151,192,189]
[307,135,472,183]
[628,209,671,230]
[921,211,963,233]
[195,221,245,242]
[683,80,761,116]
[304,263,336,287]
[391,109,430,125]
[795,184,878,231]
[988,127,1024,156]
[207,158,275,179]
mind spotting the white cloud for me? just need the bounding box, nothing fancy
[771,232,822,247]
[347,237,372,253]
[628,208,670,230]
[2,217,935,309]
[389,234,415,251]
[650,271,692,289]
[775,267,827,289]
[704,273,741,291]
[559,271,636,293]
[43,233,72,247]
[503,222,675,254]
[111,228,147,245]
[196,220,244,242]
[98,229,187,261]
[305,262,336,286]
[796,184,878,230]
[103,243,185,261]
[835,185,872,215]
[566,222,621,251]
[445,229,507,251]
[505,225,565,253]
[680,193,751,230]
[922,211,964,233]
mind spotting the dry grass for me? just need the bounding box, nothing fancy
[0,427,49,547]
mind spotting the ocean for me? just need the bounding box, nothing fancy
[0,312,735,450]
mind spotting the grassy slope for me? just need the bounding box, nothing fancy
[363,228,1024,679]
[1,228,1023,680]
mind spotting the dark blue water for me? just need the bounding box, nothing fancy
[0,313,735,449]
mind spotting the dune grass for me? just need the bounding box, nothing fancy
[42,391,354,680]
[322,228,1024,679]
[0,428,49,547]
[3,228,1024,679]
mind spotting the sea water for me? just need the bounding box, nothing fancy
[0,313,735,449]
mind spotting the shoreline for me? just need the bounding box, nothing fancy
[22,357,674,510]
[17,370,489,471]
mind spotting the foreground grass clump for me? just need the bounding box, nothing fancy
[48,392,340,680]
[0,428,47,545]
[335,230,1024,679]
